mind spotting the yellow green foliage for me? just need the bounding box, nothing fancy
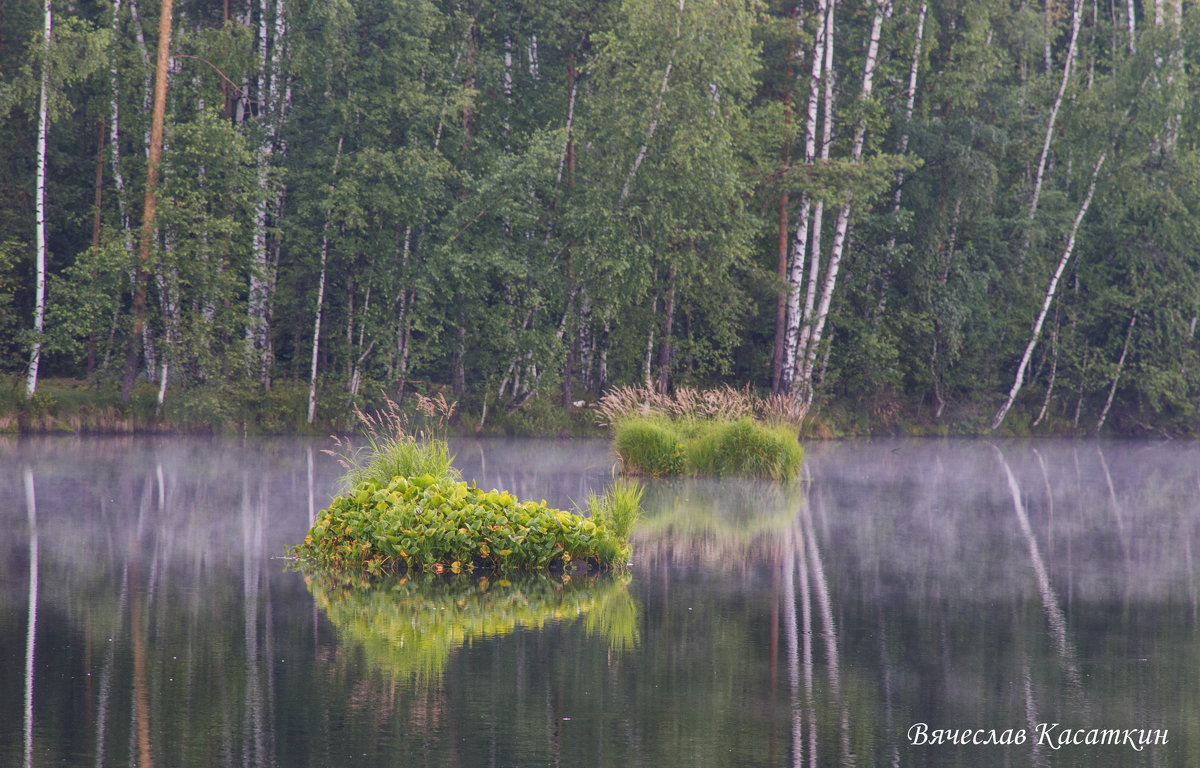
[294,473,635,574]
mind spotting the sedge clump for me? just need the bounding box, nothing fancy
[598,386,805,481]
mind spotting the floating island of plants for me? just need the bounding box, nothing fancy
[596,385,806,481]
[295,473,641,575]
[294,397,640,575]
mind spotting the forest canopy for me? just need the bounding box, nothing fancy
[3,0,1200,435]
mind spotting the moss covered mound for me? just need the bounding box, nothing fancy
[294,473,633,574]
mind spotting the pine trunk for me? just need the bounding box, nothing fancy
[121,0,174,405]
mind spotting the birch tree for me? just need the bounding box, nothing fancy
[25,0,52,399]
[792,0,891,402]
[779,0,829,396]
[991,152,1105,430]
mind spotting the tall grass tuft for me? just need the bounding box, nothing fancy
[600,386,805,481]
[585,479,644,565]
[325,393,460,493]
[684,418,805,481]
[612,417,684,476]
[596,384,807,431]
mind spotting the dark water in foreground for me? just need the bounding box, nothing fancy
[2,436,1197,767]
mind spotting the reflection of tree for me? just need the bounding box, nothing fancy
[23,468,37,768]
[304,571,638,683]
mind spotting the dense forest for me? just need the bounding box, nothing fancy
[3,0,1200,435]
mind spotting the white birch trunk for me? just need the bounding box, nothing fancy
[1027,0,1083,233]
[247,0,289,386]
[247,0,271,363]
[877,2,926,317]
[556,69,577,187]
[992,152,1105,430]
[307,136,343,424]
[108,0,135,255]
[620,0,684,205]
[26,0,52,399]
[780,0,829,394]
[793,1,838,386]
[795,0,889,398]
[1126,0,1137,52]
[1095,311,1137,432]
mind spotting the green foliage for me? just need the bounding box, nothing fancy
[13,0,1200,436]
[614,417,686,477]
[294,471,638,574]
[301,419,640,572]
[328,432,459,495]
[684,417,804,481]
[585,478,643,563]
[614,414,803,480]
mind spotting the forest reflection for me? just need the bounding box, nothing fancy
[2,438,1198,767]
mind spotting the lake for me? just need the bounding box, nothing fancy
[2,436,1196,767]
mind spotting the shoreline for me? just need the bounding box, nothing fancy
[3,376,1191,440]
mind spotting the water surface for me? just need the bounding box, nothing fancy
[2,436,1196,766]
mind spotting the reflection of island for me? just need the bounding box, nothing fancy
[304,570,638,681]
[633,478,803,567]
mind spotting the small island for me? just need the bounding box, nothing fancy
[294,402,640,575]
[598,385,805,481]
[294,472,640,575]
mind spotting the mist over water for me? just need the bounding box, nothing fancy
[1,436,1195,767]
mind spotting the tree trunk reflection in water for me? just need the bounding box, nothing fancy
[24,468,38,768]
[802,490,850,765]
[781,526,802,768]
[995,446,1083,695]
[241,473,276,768]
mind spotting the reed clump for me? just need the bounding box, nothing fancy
[598,386,805,481]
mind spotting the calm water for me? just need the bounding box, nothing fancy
[2,436,1197,767]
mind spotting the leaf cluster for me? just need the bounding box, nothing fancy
[295,472,639,575]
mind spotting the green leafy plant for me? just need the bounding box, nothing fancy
[294,473,639,574]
